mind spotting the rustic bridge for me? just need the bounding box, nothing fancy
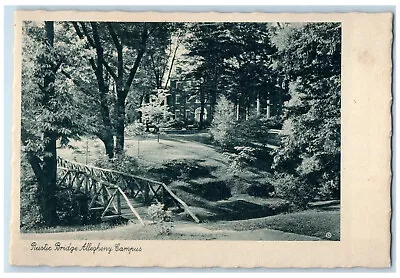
[56,157,200,225]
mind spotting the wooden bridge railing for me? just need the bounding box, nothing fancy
[57,157,200,223]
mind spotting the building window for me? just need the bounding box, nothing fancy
[175,109,180,119]
[185,110,191,120]
[195,107,208,122]
[175,94,180,104]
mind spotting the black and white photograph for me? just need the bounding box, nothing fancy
[18,19,342,241]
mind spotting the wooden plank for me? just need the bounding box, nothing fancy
[160,183,200,223]
[148,184,162,203]
[104,187,118,213]
[101,190,118,218]
[57,169,70,187]
[89,207,104,211]
[117,190,121,215]
[117,187,144,226]
[88,183,103,209]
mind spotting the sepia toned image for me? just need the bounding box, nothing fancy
[10,11,391,268]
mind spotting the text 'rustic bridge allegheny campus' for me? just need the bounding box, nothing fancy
[56,157,200,225]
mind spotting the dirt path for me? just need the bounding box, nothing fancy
[21,222,320,241]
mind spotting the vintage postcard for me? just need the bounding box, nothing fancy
[10,11,392,268]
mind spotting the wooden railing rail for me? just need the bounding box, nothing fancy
[57,157,199,223]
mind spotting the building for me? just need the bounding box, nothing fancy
[140,78,286,126]
[167,79,211,123]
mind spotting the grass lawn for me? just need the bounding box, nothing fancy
[21,220,322,241]
[207,207,340,240]
[52,132,340,241]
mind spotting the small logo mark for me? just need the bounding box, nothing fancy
[325,232,332,239]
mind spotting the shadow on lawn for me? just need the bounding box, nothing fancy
[146,159,218,184]
[201,200,291,222]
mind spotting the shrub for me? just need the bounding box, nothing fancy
[93,154,139,175]
[191,180,232,201]
[20,160,44,231]
[125,122,146,137]
[272,173,317,209]
[147,203,173,235]
[264,115,284,129]
[246,182,275,197]
[209,96,236,149]
[226,146,258,173]
[148,159,211,184]
[148,203,173,223]
[55,190,93,225]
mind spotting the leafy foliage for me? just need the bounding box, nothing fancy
[271,23,341,205]
[148,159,212,184]
[20,156,44,231]
[147,203,173,235]
[148,203,173,223]
[226,146,257,173]
[138,91,172,132]
[210,96,236,148]
[21,22,83,155]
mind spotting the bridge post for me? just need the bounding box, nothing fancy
[116,190,121,216]
[84,176,89,195]
[144,182,150,204]
[101,184,108,209]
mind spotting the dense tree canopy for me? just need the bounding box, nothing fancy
[21,21,84,225]
[271,22,341,203]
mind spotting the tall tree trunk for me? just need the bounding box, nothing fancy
[210,62,219,121]
[199,89,205,128]
[115,96,126,155]
[98,133,114,158]
[91,22,115,158]
[31,21,59,226]
[40,130,58,225]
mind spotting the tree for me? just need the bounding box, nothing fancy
[184,23,281,124]
[71,22,150,157]
[21,21,82,225]
[223,23,279,120]
[126,23,186,124]
[70,22,183,157]
[184,23,233,125]
[271,22,341,205]
[138,90,172,142]
[209,95,236,149]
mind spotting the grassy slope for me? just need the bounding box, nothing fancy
[207,207,340,240]
[55,134,340,240]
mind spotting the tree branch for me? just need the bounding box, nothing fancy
[72,22,98,72]
[87,22,118,82]
[123,23,149,96]
[102,61,118,81]
[106,23,122,51]
[106,23,123,85]
[164,40,180,90]
[53,59,63,73]
[79,22,96,48]
[149,52,160,88]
